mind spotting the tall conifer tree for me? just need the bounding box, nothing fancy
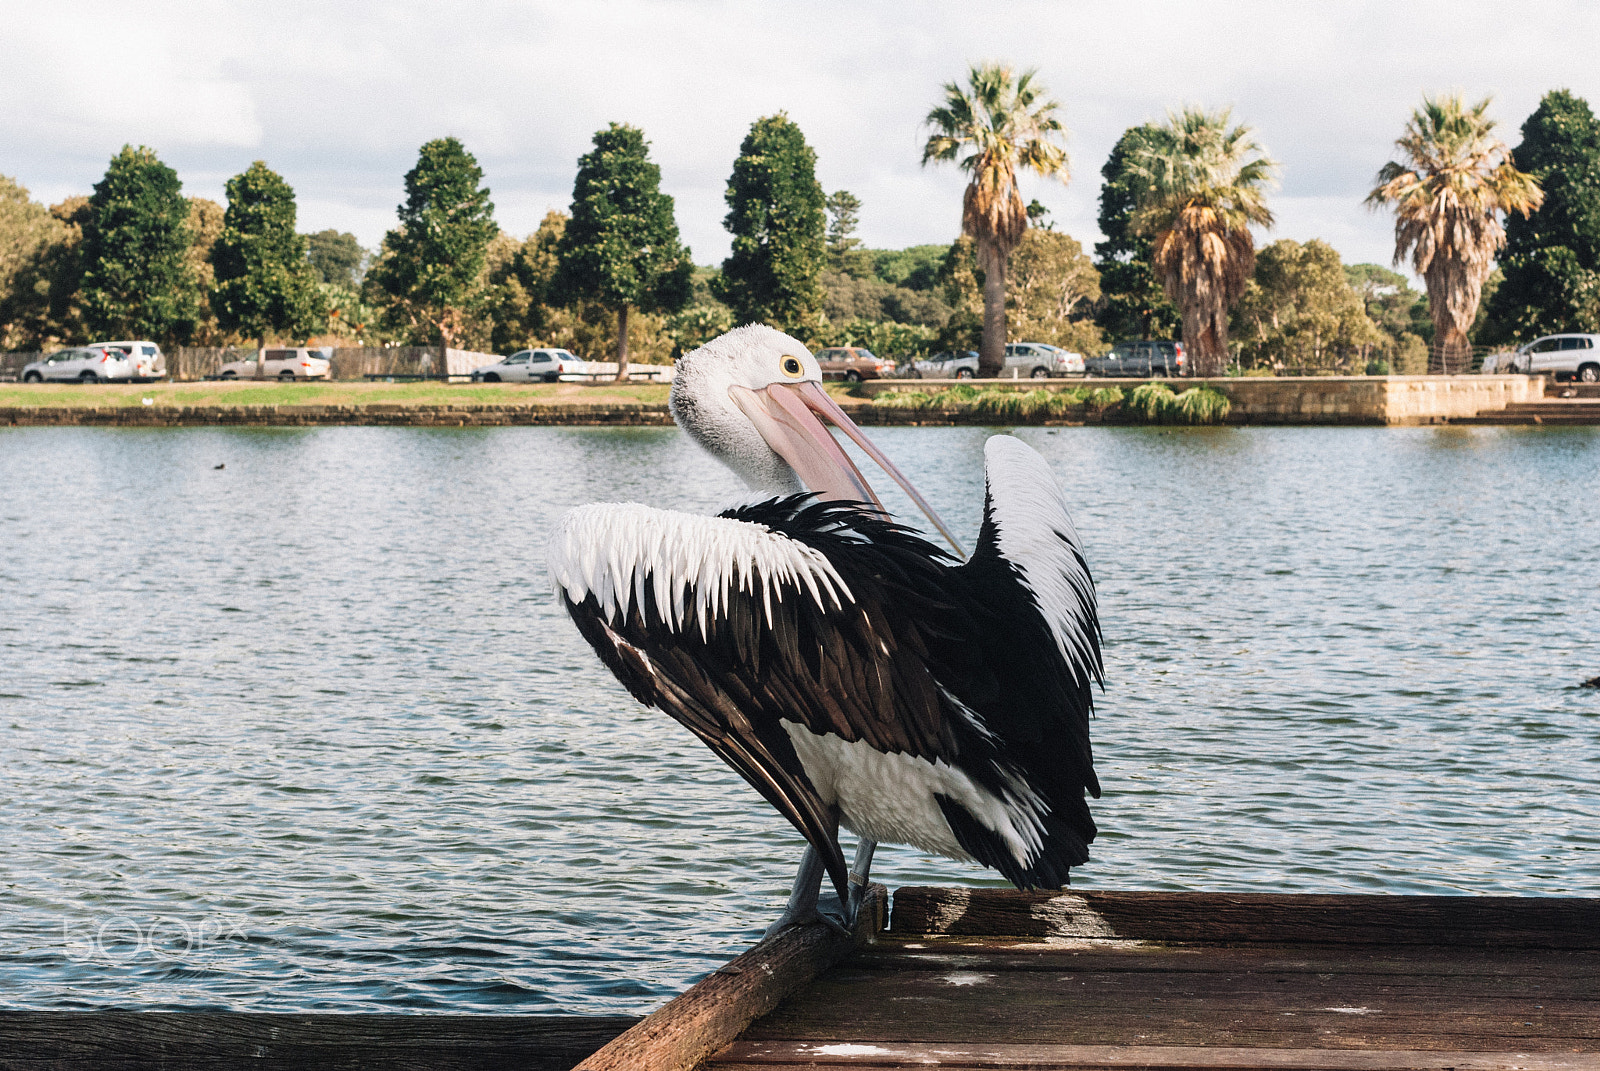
[715,114,826,333]
[368,137,497,368]
[79,145,199,343]
[1094,125,1180,341]
[552,123,692,379]
[213,162,326,354]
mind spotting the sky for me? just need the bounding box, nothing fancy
[5,0,1599,274]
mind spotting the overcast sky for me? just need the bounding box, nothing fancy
[5,0,1599,273]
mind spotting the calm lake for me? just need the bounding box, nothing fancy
[2,423,1597,1013]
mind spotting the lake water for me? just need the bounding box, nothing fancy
[2,423,1597,1014]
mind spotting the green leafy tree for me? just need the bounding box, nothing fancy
[922,63,1069,376]
[1232,239,1382,371]
[1008,229,1104,353]
[79,145,200,344]
[939,230,1103,354]
[1128,108,1277,377]
[1345,263,1431,372]
[1095,125,1181,342]
[183,198,229,343]
[715,113,827,333]
[368,137,497,368]
[1367,93,1543,372]
[552,123,693,379]
[306,230,367,288]
[212,163,325,354]
[1481,89,1600,343]
[0,175,72,348]
[871,245,946,290]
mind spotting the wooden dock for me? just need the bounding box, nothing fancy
[581,887,1600,1071]
[4,889,1595,1070]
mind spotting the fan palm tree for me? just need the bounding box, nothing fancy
[1126,107,1277,378]
[1366,94,1543,374]
[923,63,1068,377]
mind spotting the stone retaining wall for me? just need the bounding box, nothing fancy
[864,375,1544,425]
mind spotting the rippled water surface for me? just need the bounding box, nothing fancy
[2,424,1597,1012]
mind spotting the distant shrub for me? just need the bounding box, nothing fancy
[1365,358,1391,376]
[1127,381,1178,423]
[1087,386,1124,411]
[873,390,932,410]
[1172,385,1231,425]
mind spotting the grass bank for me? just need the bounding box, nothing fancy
[0,380,675,409]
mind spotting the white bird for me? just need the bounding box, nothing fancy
[547,324,1102,934]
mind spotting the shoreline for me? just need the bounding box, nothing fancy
[0,374,1586,427]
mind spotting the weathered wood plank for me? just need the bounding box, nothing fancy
[799,968,1597,1009]
[890,888,1600,947]
[854,937,1600,980]
[708,1040,1600,1069]
[0,1012,637,1070]
[573,884,886,1071]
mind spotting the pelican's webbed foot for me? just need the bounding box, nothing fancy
[762,838,879,940]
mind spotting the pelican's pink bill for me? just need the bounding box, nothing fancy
[731,380,964,558]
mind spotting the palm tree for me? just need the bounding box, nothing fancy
[1367,94,1542,374]
[923,63,1068,377]
[1126,107,1276,378]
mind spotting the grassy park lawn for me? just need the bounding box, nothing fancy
[0,380,676,408]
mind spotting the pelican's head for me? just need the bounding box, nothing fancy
[670,324,960,552]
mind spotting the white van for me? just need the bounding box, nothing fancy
[90,340,167,381]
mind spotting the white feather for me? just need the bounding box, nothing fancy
[982,435,1098,674]
[547,502,853,631]
[780,720,1047,867]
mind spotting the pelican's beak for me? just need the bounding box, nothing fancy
[728,380,965,558]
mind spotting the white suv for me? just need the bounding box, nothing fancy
[218,348,332,379]
[471,349,588,382]
[22,346,136,382]
[1488,334,1600,382]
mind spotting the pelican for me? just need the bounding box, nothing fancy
[547,324,1102,934]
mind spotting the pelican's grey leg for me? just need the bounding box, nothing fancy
[762,845,849,940]
[846,838,878,922]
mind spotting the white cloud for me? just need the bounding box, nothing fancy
[2,0,1597,274]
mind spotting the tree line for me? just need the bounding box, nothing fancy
[2,76,1596,378]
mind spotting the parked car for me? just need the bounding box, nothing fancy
[814,347,893,381]
[21,346,135,382]
[911,350,980,379]
[470,348,589,382]
[1004,342,1086,377]
[1486,334,1600,382]
[89,340,166,381]
[1086,340,1187,377]
[217,348,332,379]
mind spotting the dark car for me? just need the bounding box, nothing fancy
[1087,340,1187,377]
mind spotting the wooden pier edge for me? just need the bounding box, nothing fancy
[573,884,887,1071]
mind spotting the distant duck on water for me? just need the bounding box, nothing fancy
[547,325,1103,934]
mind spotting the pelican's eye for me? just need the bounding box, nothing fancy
[780,356,805,379]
